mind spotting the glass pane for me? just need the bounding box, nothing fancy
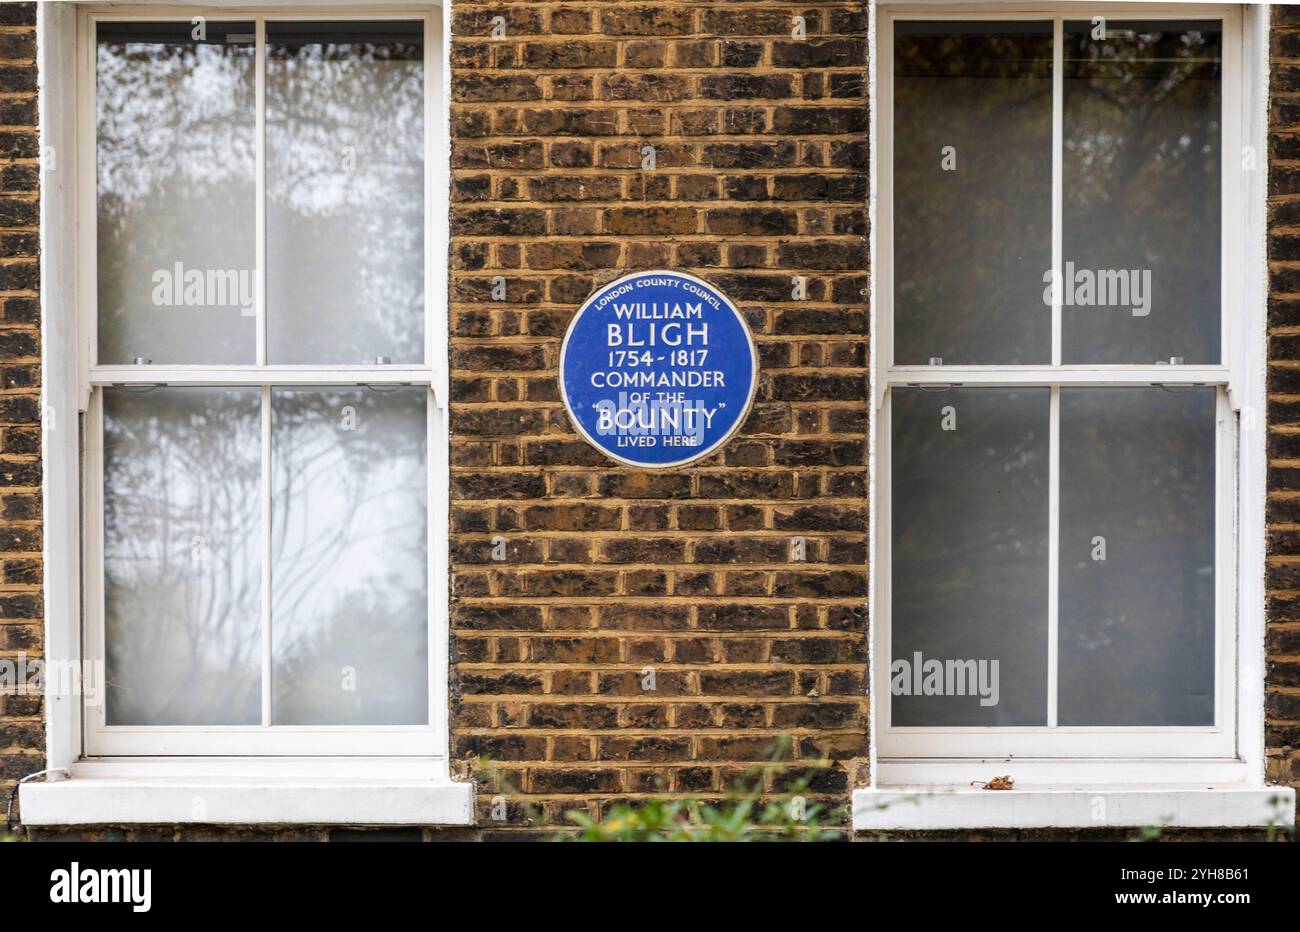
[1062,21,1221,364]
[894,22,1053,365]
[103,387,262,725]
[1058,387,1216,725]
[891,388,1049,725]
[266,21,425,365]
[271,387,428,725]
[96,22,256,365]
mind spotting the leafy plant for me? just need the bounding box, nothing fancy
[1129,794,1294,842]
[1265,793,1293,843]
[552,737,846,842]
[1127,823,1168,842]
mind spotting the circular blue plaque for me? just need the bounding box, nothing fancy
[559,270,759,469]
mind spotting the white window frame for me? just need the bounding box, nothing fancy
[80,4,444,757]
[25,1,470,825]
[870,2,1266,787]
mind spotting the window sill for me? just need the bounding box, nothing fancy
[18,759,475,827]
[852,785,1296,832]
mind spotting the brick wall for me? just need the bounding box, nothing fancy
[447,1,870,834]
[1268,2,1300,799]
[0,0,41,819]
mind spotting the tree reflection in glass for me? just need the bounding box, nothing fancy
[1062,21,1222,364]
[893,22,1053,365]
[266,21,425,365]
[1059,387,1216,725]
[891,388,1050,726]
[103,387,262,725]
[270,387,428,725]
[96,22,256,365]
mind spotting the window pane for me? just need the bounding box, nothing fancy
[891,388,1049,725]
[96,23,256,365]
[271,387,428,725]
[1062,21,1221,364]
[894,22,1053,365]
[266,22,425,365]
[103,387,262,725]
[1058,387,1216,725]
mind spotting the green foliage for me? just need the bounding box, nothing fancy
[552,738,845,842]
[1128,794,1295,843]
[1127,824,1167,842]
[1265,794,1293,843]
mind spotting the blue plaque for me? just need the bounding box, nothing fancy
[559,270,759,468]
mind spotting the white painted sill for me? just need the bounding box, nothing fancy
[852,785,1296,832]
[18,758,475,827]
